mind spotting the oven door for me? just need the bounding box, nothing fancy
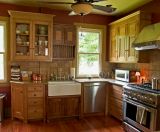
[123,98,157,132]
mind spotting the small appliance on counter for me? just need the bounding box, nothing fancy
[115,69,137,82]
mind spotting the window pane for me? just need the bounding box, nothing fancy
[0,54,4,80]
[79,31,99,53]
[78,54,99,75]
[0,25,4,52]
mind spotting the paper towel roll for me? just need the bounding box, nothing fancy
[70,67,75,79]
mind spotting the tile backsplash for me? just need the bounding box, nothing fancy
[11,50,160,81]
[116,50,160,81]
[12,60,74,81]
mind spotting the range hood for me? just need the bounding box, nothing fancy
[133,23,160,50]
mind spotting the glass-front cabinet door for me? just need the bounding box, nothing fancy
[33,21,52,61]
[12,20,33,60]
[9,10,54,61]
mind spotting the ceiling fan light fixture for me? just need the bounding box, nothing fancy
[71,3,93,15]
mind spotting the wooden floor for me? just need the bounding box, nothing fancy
[0,116,124,132]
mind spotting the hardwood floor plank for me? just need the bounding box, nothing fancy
[0,116,124,132]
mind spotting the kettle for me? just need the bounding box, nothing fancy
[152,78,160,90]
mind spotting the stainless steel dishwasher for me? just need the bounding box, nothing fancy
[83,82,106,114]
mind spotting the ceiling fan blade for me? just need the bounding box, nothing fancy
[93,5,116,13]
[75,0,106,3]
[38,1,74,4]
[91,0,107,3]
[68,11,78,16]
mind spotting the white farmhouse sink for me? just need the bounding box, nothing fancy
[48,81,81,96]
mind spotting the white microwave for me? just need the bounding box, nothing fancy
[115,69,129,82]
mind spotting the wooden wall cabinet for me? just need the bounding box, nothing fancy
[11,83,46,123]
[108,84,123,121]
[47,96,80,120]
[53,24,76,60]
[109,11,151,63]
[9,10,54,61]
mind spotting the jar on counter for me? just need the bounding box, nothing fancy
[32,73,38,81]
[37,74,42,81]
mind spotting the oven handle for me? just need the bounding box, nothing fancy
[123,98,156,112]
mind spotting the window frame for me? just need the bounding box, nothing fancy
[76,27,102,78]
[0,18,8,83]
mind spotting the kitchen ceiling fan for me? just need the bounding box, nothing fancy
[39,0,116,16]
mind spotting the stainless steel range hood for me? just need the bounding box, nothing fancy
[133,23,160,50]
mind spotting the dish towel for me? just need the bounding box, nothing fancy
[136,106,147,125]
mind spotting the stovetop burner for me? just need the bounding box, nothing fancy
[127,83,160,94]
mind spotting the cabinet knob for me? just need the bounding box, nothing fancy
[34,94,36,96]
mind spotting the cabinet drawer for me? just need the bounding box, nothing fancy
[109,103,123,120]
[28,98,43,106]
[109,85,123,100]
[28,106,43,119]
[28,86,43,92]
[109,106,122,120]
[28,91,43,97]
[109,103,122,113]
[109,97,122,109]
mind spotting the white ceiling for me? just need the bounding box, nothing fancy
[0,0,152,15]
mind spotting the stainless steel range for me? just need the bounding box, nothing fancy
[123,83,160,132]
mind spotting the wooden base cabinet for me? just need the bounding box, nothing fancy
[108,84,123,121]
[47,98,64,118]
[47,96,80,120]
[11,83,45,123]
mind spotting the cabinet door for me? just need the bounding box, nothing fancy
[109,26,118,62]
[117,36,127,61]
[117,23,127,62]
[108,84,123,120]
[53,24,64,45]
[64,97,80,116]
[11,19,33,61]
[64,25,76,45]
[33,21,52,61]
[47,98,64,118]
[11,84,25,119]
[53,24,76,59]
[127,18,139,62]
